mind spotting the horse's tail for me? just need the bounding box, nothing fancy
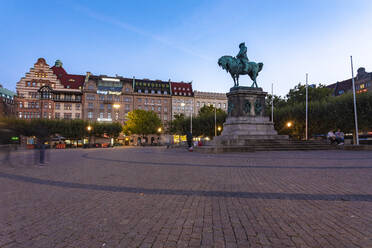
[258,63,263,72]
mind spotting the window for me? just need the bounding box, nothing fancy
[65,95,72,101]
[151,106,155,111]
[138,106,142,109]
[88,103,94,109]
[88,84,95,90]
[115,96,120,102]
[100,104,104,110]
[125,88,130,92]
[145,99,148,103]
[32,82,36,87]
[164,99,167,104]
[100,112,104,118]
[157,90,161,94]
[125,97,130,102]
[115,112,119,120]
[63,113,72,119]
[164,91,168,95]
[223,103,226,109]
[164,107,168,112]
[138,98,142,102]
[108,113,111,119]
[151,99,155,104]
[218,103,221,108]
[64,104,72,110]
[145,89,149,93]
[158,99,161,104]
[108,104,112,111]
[164,115,168,121]
[19,102,23,108]
[99,95,105,101]
[197,101,200,107]
[107,95,113,100]
[75,113,80,119]
[125,104,130,111]
[55,103,60,110]
[87,94,95,100]
[138,89,142,93]
[55,113,60,119]
[76,104,80,110]
[144,106,148,110]
[88,112,93,119]
[19,112,22,118]
[158,106,161,112]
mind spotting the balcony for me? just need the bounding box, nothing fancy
[53,97,82,103]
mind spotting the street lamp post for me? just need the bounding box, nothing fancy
[305,73,308,141]
[214,102,217,137]
[86,125,92,147]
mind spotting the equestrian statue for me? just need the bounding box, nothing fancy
[218,42,263,87]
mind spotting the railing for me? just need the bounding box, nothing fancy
[53,98,82,102]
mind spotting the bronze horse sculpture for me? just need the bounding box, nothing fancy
[218,56,263,87]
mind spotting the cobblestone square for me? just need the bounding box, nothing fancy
[0,148,371,248]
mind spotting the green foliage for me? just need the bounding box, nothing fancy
[286,83,332,105]
[169,106,227,138]
[274,92,372,138]
[123,109,162,137]
[0,118,123,141]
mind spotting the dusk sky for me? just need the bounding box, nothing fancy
[1,0,372,96]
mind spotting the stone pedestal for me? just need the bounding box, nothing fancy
[214,86,288,146]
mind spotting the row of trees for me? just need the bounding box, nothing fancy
[169,105,227,137]
[266,83,372,138]
[0,118,122,144]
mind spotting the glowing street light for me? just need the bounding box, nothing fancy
[113,104,120,109]
[157,127,162,133]
[217,126,222,132]
[286,121,293,128]
[86,125,92,131]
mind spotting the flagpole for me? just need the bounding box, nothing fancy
[305,73,308,141]
[271,83,274,123]
[350,56,359,145]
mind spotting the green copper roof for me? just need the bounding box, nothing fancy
[0,87,16,98]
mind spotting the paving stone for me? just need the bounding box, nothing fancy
[0,148,371,247]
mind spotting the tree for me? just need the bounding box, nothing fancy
[168,106,227,138]
[273,92,372,139]
[123,110,162,139]
[286,83,332,105]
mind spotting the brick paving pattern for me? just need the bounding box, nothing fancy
[0,148,371,248]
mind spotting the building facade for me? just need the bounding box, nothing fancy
[171,82,193,119]
[0,85,16,118]
[327,67,372,96]
[83,74,133,124]
[193,90,227,114]
[132,78,172,124]
[15,58,84,120]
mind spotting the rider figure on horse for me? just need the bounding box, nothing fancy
[236,42,249,72]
